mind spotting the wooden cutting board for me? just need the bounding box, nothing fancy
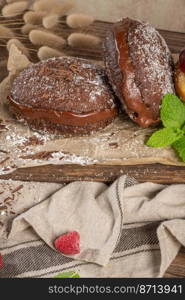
[0,18,185,278]
[0,19,185,184]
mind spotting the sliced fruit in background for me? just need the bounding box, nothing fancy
[175,68,185,102]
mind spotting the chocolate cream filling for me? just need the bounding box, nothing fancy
[8,96,118,127]
[114,23,160,128]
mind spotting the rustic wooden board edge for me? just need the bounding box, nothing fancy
[0,19,185,185]
[165,249,185,278]
[1,163,185,183]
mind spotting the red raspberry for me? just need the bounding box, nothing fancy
[54,231,80,255]
[0,254,3,269]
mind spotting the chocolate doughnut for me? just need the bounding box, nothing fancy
[103,18,174,128]
[8,57,118,135]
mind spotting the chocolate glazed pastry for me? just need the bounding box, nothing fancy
[8,57,118,136]
[103,18,174,128]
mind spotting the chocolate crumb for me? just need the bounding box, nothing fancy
[0,150,8,154]
[69,63,80,73]
[10,164,17,169]
[20,151,57,160]
[109,142,118,148]
[4,196,14,203]
[0,124,7,130]
[22,136,44,147]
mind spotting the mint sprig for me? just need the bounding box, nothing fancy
[146,94,185,162]
[146,127,184,148]
[161,94,185,128]
[173,137,185,161]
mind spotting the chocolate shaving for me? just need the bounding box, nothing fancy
[69,63,80,73]
[0,150,8,154]
[59,156,65,160]
[0,121,8,131]
[109,142,118,148]
[55,69,73,81]
[10,164,17,169]
[0,157,10,165]
[0,205,7,211]
[109,132,116,137]
[4,196,14,203]
[20,151,57,160]
[0,124,7,129]
[2,166,11,172]
[22,136,44,147]
[12,185,23,194]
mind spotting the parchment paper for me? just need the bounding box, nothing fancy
[0,45,183,175]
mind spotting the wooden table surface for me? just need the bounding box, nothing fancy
[0,16,185,277]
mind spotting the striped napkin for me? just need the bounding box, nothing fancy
[1,176,185,278]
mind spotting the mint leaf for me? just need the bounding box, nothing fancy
[146,128,183,148]
[54,271,80,278]
[147,94,185,162]
[182,124,185,133]
[173,136,185,162]
[161,94,185,129]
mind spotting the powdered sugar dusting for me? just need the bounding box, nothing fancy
[5,131,51,146]
[11,56,116,114]
[0,112,182,176]
[44,151,97,165]
[128,21,174,107]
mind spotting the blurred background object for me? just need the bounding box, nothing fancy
[1,0,185,32]
[0,0,184,82]
[71,0,185,33]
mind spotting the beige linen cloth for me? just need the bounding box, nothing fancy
[0,175,185,278]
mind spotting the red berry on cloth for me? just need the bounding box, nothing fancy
[0,254,3,269]
[54,231,80,255]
